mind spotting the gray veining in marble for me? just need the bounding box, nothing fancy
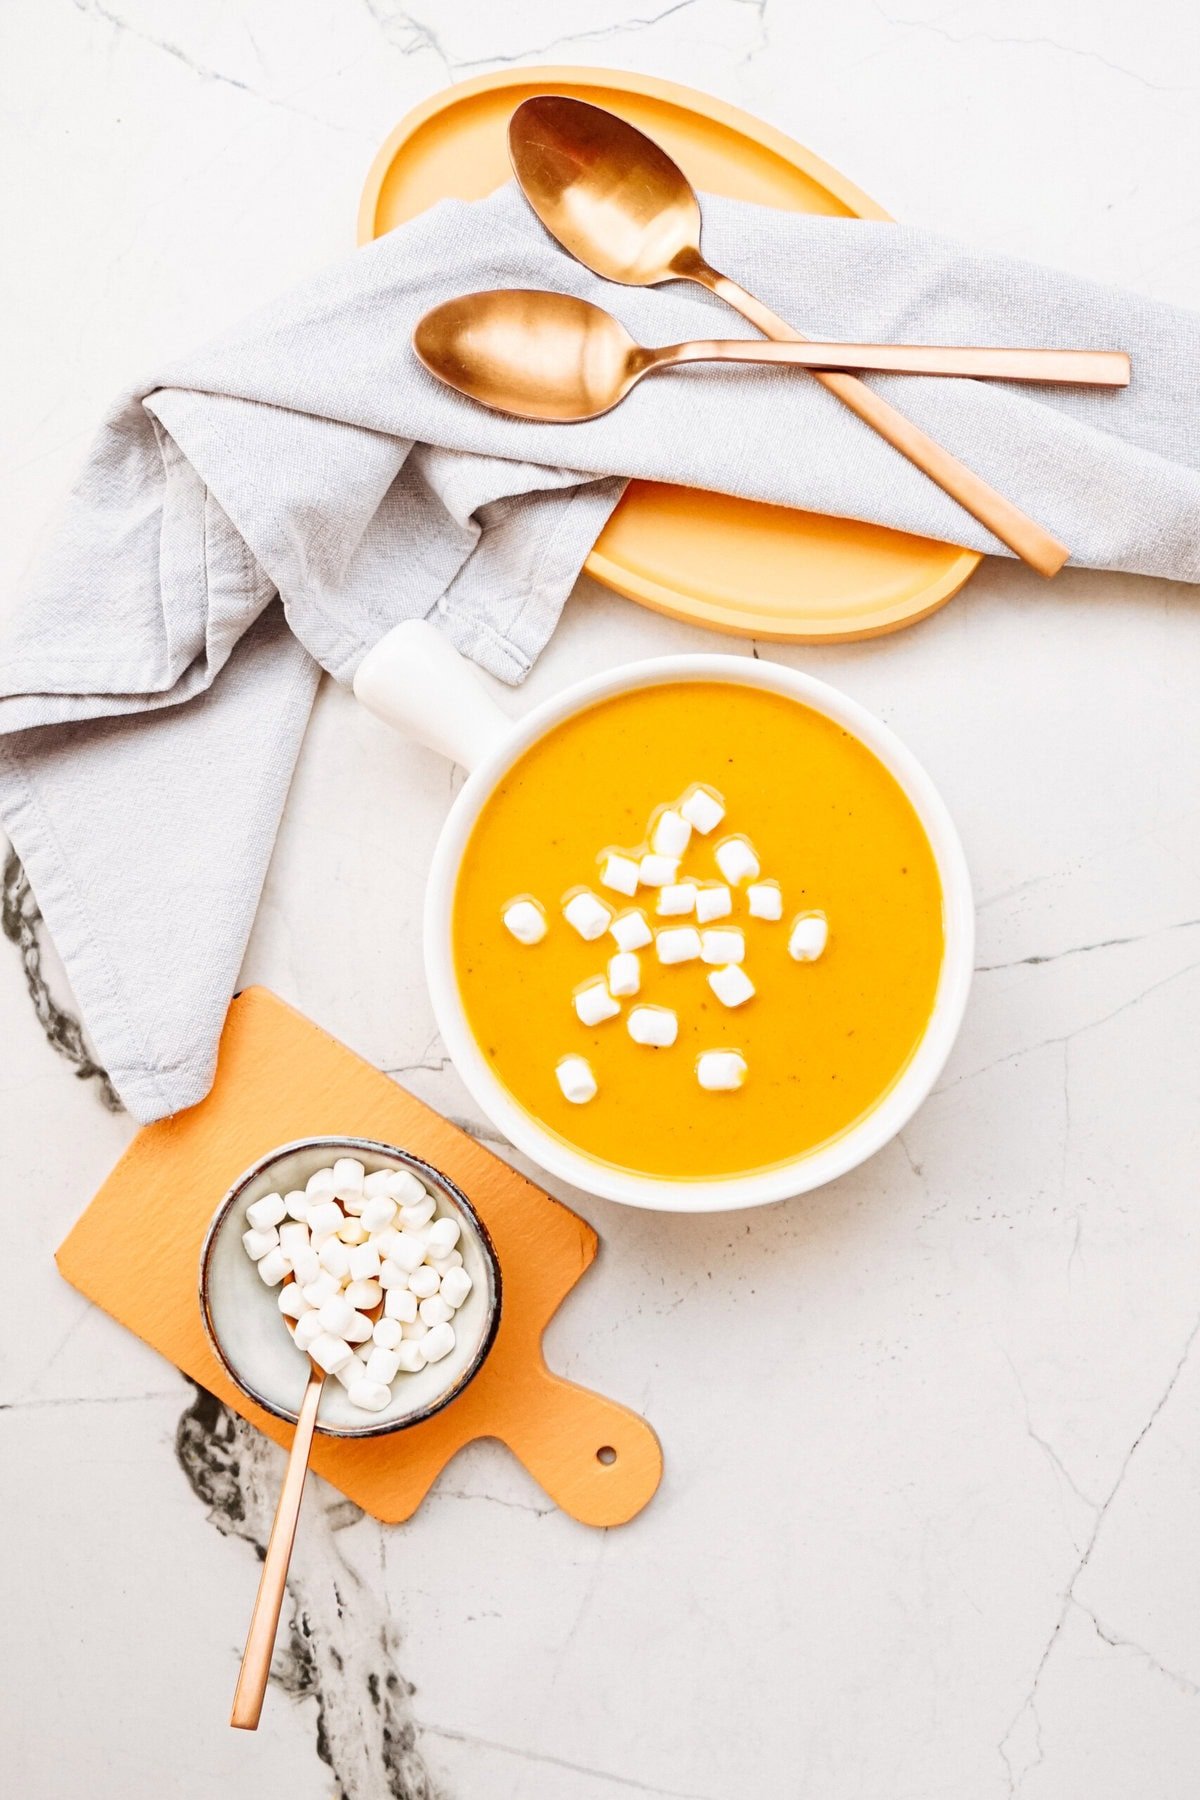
[2,851,122,1111]
[175,1384,438,1797]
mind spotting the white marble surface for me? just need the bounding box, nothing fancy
[3,3,1200,1796]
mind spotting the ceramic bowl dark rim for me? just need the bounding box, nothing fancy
[198,1134,502,1440]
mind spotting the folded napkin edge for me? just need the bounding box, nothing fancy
[0,743,206,1121]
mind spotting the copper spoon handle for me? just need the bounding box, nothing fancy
[230,1362,325,1730]
[656,339,1130,385]
[696,267,1070,577]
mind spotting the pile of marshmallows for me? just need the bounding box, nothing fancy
[502,782,828,1105]
[240,1157,473,1415]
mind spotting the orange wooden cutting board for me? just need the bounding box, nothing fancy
[56,987,662,1527]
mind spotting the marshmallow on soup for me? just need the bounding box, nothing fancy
[452,682,943,1181]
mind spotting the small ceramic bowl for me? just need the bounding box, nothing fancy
[199,1136,501,1438]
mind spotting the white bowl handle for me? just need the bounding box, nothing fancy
[352,620,513,772]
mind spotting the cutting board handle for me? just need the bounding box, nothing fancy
[353,619,513,772]
[497,1363,663,1527]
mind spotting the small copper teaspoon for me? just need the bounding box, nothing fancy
[414,288,1129,424]
[229,1285,384,1731]
[507,95,1121,576]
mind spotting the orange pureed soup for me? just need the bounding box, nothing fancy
[452,681,943,1180]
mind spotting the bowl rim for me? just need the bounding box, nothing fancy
[423,653,974,1213]
[198,1134,503,1438]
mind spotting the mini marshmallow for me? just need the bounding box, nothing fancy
[334,1354,369,1390]
[695,883,733,923]
[428,1247,463,1271]
[638,853,679,888]
[348,1378,391,1413]
[419,1293,454,1327]
[278,1283,310,1320]
[378,1259,408,1289]
[242,1226,279,1262]
[680,784,725,834]
[708,964,756,1008]
[306,1199,344,1239]
[284,1189,310,1221]
[401,1318,430,1341]
[318,1294,355,1337]
[610,908,653,953]
[318,1236,351,1279]
[363,1168,396,1197]
[361,1193,398,1234]
[305,1167,339,1199]
[656,925,701,965]
[715,836,760,886]
[564,890,612,940]
[607,951,640,997]
[396,1339,428,1373]
[290,1246,321,1289]
[385,1285,418,1323]
[556,1055,598,1104]
[366,1345,401,1385]
[332,1156,365,1195]
[314,1231,347,1274]
[747,881,783,920]
[345,1278,383,1312]
[387,1171,429,1206]
[599,852,639,897]
[309,1331,353,1374]
[293,1310,324,1351]
[384,1230,426,1273]
[440,1266,473,1310]
[697,1049,748,1091]
[627,1004,678,1047]
[246,1191,286,1231]
[343,1311,374,1345]
[426,1217,461,1255]
[348,1243,381,1282]
[651,808,692,857]
[301,1270,341,1309]
[789,912,829,962]
[574,979,620,1027]
[408,1264,440,1300]
[503,898,548,944]
[373,1317,403,1350]
[423,1322,456,1364]
[701,927,745,965]
[337,1215,369,1245]
[399,1194,437,1230]
[657,882,698,917]
[256,1247,289,1286]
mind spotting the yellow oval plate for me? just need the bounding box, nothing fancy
[359,66,981,642]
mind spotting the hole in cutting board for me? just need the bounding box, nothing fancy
[596,1445,617,1465]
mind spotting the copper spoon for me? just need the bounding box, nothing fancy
[508,95,1089,576]
[414,288,1129,424]
[229,1286,383,1731]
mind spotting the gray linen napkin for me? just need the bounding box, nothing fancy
[4,180,1199,1120]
